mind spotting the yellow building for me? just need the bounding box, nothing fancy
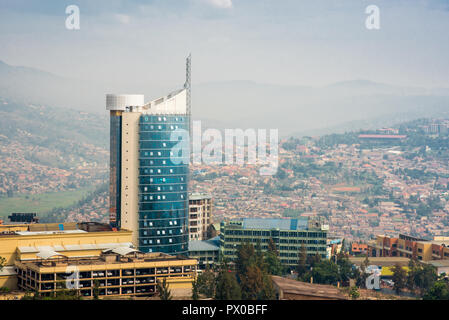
[0,222,133,266]
[0,222,197,297]
[15,249,196,298]
[368,234,449,262]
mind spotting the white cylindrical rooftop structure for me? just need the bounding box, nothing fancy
[106,94,145,111]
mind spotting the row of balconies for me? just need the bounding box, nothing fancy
[32,266,192,282]
[35,275,187,292]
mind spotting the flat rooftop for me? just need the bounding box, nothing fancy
[241,218,309,231]
[0,222,121,237]
[272,276,347,300]
[349,257,410,267]
[423,260,449,268]
[188,236,220,252]
[19,251,195,269]
[189,193,212,200]
[16,230,87,236]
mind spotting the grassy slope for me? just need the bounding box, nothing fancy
[0,185,96,220]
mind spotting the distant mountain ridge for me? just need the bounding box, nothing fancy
[1,59,449,137]
[0,60,106,113]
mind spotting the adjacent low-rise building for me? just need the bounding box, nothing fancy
[368,234,449,261]
[220,217,328,268]
[15,249,197,298]
[0,222,197,297]
[351,243,368,256]
[189,193,213,241]
[272,276,347,300]
[188,236,220,270]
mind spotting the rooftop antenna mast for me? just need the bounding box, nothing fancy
[184,53,192,137]
[184,54,193,193]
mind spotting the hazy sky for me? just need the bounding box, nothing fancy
[1,0,449,94]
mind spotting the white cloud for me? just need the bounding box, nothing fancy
[114,14,131,24]
[203,0,233,9]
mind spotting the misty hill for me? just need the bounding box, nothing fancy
[0,97,108,169]
[0,60,106,113]
[1,60,449,137]
[193,80,449,137]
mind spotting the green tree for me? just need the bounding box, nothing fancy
[391,264,407,294]
[157,277,172,300]
[423,280,449,300]
[196,267,216,298]
[254,240,266,272]
[362,255,370,270]
[340,239,346,253]
[308,252,322,267]
[265,238,283,276]
[235,241,276,300]
[206,224,217,239]
[406,258,419,292]
[356,256,370,288]
[191,278,200,300]
[52,288,81,300]
[267,238,278,255]
[407,258,437,296]
[93,279,100,300]
[297,244,308,280]
[264,251,283,276]
[0,256,5,272]
[215,270,241,300]
[240,265,265,300]
[349,286,360,299]
[311,260,340,285]
[259,274,276,300]
[336,251,352,286]
[236,241,256,277]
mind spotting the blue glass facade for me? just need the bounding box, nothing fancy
[109,112,122,229]
[138,114,189,254]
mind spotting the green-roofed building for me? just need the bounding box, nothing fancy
[220,217,329,269]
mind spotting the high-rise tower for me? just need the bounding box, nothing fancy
[107,58,191,255]
[107,94,145,230]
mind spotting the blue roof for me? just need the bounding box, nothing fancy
[241,218,309,231]
[188,236,220,252]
